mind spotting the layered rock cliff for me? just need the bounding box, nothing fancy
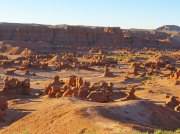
[0,23,124,46]
[0,23,179,52]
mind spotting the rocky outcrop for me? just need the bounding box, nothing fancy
[0,23,179,51]
[0,23,54,42]
[2,76,31,95]
[0,23,123,47]
[156,25,180,32]
[0,96,8,118]
[123,30,170,40]
[103,67,114,77]
[165,96,180,112]
[45,75,113,103]
[122,87,139,101]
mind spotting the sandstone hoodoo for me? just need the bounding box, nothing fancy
[103,67,114,77]
[0,23,180,134]
[45,75,65,98]
[2,76,31,95]
[0,96,8,119]
[165,96,180,112]
[20,58,49,70]
[169,70,180,85]
[45,75,114,103]
[0,0,180,133]
[122,87,139,101]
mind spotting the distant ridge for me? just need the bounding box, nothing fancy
[156,25,180,32]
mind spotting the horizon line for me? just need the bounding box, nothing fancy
[1,21,179,30]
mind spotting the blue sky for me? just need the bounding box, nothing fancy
[0,0,179,29]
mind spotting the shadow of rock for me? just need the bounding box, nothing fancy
[112,91,127,101]
[121,77,142,84]
[0,108,35,129]
[95,100,180,132]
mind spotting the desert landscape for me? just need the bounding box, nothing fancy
[0,23,179,134]
[0,0,180,133]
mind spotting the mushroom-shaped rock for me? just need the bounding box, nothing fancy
[103,67,114,77]
[122,88,139,101]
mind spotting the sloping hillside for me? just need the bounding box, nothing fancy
[156,25,180,32]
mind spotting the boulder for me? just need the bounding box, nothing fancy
[76,77,83,88]
[0,96,8,118]
[165,96,180,110]
[122,87,139,101]
[45,75,114,103]
[62,89,74,97]
[0,97,8,111]
[174,104,180,112]
[65,75,77,87]
[87,91,111,103]
[78,86,89,99]
[2,77,31,95]
[103,67,114,77]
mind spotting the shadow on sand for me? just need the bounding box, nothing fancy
[95,100,180,133]
[0,108,35,129]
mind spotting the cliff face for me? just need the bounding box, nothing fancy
[0,23,54,42]
[0,23,123,46]
[0,23,179,51]
[123,30,170,40]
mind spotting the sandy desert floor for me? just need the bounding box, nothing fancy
[0,49,180,134]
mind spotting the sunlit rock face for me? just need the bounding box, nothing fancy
[0,23,179,51]
[0,23,124,46]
